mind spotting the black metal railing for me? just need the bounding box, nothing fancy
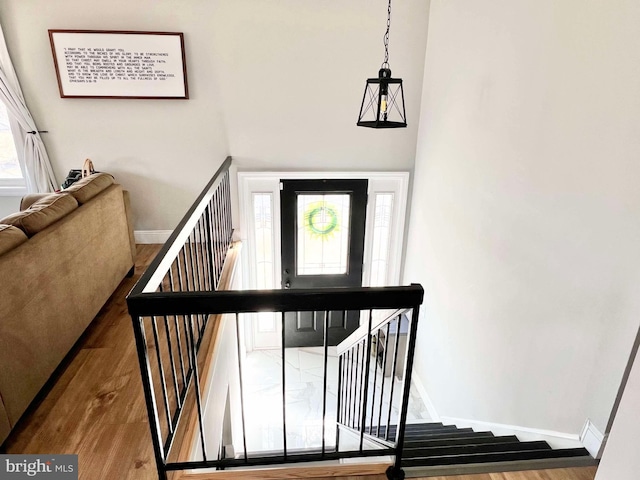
[336,308,420,473]
[127,157,233,478]
[127,157,424,480]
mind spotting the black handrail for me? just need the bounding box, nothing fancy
[128,285,423,317]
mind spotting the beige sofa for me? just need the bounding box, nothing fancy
[0,173,136,444]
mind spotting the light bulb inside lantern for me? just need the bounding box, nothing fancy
[380,95,388,121]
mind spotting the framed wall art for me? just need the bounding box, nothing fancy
[49,30,189,99]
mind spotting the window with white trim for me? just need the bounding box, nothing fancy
[0,100,25,190]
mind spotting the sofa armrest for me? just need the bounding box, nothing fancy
[20,193,51,211]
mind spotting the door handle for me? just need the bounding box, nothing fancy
[284,281,291,289]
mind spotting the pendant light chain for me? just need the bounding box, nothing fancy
[357,0,407,128]
[382,0,392,69]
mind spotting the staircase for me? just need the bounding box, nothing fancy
[367,422,594,474]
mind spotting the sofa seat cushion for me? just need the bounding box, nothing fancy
[0,224,28,256]
[0,193,78,237]
[64,173,115,204]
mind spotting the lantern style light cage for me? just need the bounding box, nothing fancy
[357,0,407,129]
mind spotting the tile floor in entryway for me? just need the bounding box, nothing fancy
[241,347,431,454]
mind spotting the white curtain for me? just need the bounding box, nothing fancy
[0,22,56,193]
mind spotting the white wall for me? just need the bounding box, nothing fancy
[0,196,20,218]
[596,343,640,479]
[0,0,231,231]
[0,0,430,230]
[404,0,640,435]
[208,0,429,172]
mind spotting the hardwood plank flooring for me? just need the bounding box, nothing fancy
[2,245,160,480]
[1,244,597,480]
[311,468,597,480]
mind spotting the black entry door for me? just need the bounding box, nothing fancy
[280,179,368,347]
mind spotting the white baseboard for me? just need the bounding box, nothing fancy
[411,374,441,422]
[134,230,172,244]
[580,419,606,458]
[440,416,583,450]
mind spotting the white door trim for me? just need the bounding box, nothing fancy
[238,171,410,349]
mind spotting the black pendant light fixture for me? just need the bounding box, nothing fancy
[357,0,407,128]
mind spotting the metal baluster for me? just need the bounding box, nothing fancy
[359,310,374,451]
[172,316,187,390]
[220,173,228,245]
[181,314,193,374]
[385,316,402,442]
[281,311,288,458]
[202,215,212,291]
[321,311,329,456]
[221,177,229,266]
[151,317,173,436]
[179,247,196,367]
[187,233,202,332]
[225,172,233,243]
[158,276,180,407]
[180,247,190,291]
[335,354,343,452]
[163,314,181,409]
[187,232,198,293]
[234,314,249,463]
[376,322,391,438]
[347,349,355,428]
[391,308,421,476]
[187,315,207,461]
[210,191,218,282]
[195,217,208,292]
[202,205,215,291]
[195,227,205,293]
[210,206,219,290]
[168,266,187,387]
[343,350,349,428]
[217,189,225,280]
[175,252,193,375]
[358,341,367,432]
[369,324,382,434]
[353,343,361,429]
[207,193,220,290]
[199,216,210,292]
[211,194,221,284]
[220,173,227,244]
[189,230,202,293]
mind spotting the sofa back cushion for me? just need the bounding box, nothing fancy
[64,173,114,204]
[0,193,78,237]
[20,193,51,211]
[0,224,28,256]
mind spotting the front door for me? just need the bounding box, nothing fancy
[280,179,368,347]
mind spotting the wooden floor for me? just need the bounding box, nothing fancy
[2,244,598,480]
[314,470,598,480]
